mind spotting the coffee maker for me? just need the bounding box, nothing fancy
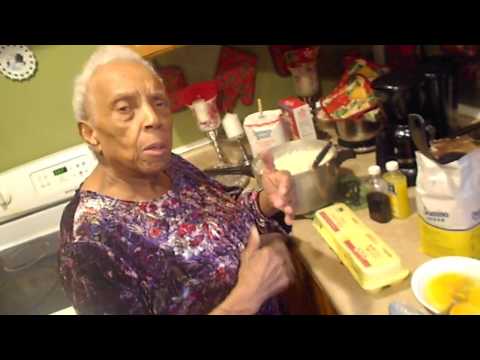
[372,71,427,186]
[417,56,459,138]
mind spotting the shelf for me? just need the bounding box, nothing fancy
[126,45,180,59]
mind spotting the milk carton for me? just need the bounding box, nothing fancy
[243,109,288,158]
[279,97,317,140]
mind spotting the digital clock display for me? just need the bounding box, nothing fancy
[53,167,68,176]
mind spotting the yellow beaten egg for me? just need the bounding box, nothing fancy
[424,273,480,315]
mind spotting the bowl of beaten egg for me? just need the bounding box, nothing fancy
[411,256,480,315]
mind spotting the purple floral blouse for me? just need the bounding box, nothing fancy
[58,154,289,315]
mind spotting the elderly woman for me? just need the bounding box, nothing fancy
[58,46,297,315]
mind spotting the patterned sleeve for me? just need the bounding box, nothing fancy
[172,154,291,235]
[58,193,150,315]
[234,190,292,235]
[59,240,151,315]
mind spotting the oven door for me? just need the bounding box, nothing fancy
[0,231,72,315]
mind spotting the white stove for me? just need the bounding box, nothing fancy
[0,144,97,314]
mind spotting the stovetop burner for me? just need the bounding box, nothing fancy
[338,137,377,154]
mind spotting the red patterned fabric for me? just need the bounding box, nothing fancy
[440,45,479,58]
[268,46,303,76]
[155,65,188,113]
[214,47,257,114]
[385,45,418,71]
[283,46,319,69]
[176,80,219,106]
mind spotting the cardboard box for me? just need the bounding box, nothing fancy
[279,97,317,140]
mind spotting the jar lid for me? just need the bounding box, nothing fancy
[386,161,399,172]
[368,165,381,176]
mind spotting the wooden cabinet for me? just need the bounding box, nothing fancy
[126,45,179,59]
[282,243,338,315]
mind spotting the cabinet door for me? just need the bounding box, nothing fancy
[281,244,338,315]
[126,45,177,58]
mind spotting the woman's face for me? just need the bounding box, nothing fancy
[85,60,173,176]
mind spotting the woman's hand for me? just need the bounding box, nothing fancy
[258,151,296,225]
[211,227,295,315]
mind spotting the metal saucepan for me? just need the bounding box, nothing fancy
[253,139,356,215]
[334,110,383,144]
[205,139,356,215]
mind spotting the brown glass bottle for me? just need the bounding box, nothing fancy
[366,165,393,224]
[367,191,392,223]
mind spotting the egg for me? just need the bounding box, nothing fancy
[424,272,480,314]
[450,302,480,315]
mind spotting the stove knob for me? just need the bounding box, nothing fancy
[0,188,11,206]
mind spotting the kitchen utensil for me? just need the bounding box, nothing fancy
[253,139,356,215]
[334,111,382,153]
[312,141,333,168]
[411,256,480,314]
[388,302,426,315]
[408,113,438,162]
[204,164,253,178]
[439,288,469,315]
[204,139,356,215]
[409,113,466,165]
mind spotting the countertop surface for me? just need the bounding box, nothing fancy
[187,144,432,315]
[288,151,430,315]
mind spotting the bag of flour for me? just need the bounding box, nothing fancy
[416,149,480,258]
[416,149,480,230]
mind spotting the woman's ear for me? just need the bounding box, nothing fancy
[78,120,102,156]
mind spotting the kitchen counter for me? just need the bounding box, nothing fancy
[184,143,431,315]
[290,152,431,315]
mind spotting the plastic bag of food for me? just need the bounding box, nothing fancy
[317,75,378,122]
[317,57,387,123]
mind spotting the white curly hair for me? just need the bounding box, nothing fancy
[72,45,161,122]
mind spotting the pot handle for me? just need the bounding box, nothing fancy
[204,165,254,178]
[333,146,356,166]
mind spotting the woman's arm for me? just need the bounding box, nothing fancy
[171,155,291,234]
[210,228,295,315]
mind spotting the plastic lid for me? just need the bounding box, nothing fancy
[368,165,381,176]
[386,161,399,172]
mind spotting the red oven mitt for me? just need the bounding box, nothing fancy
[214,47,257,114]
[154,65,188,113]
